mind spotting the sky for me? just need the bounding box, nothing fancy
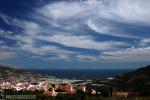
[0,0,150,69]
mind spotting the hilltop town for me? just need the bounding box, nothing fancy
[0,64,116,99]
[0,64,150,100]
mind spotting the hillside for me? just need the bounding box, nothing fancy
[0,65,54,82]
[114,65,150,96]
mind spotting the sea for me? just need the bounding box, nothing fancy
[30,69,133,79]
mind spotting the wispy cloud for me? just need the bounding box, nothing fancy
[139,38,150,46]
[0,29,16,40]
[38,0,150,24]
[35,0,150,38]
[86,19,140,39]
[48,54,71,62]
[99,0,150,25]
[101,46,150,62]
[0,13,42,35]
[15,34,74,56]
[38,34,128,51]
[0,46,16,61]
[0,0,150,63]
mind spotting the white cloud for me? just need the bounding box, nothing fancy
[76,55,99,62]
[38,0,150,24]
[35,0,150,39]
[22,21,42,34]
[15,35,36,45]
[0,29,16,40]
[38,34,128,51]
[38,1,84,20]
[86,19,140,39]
[1,0,150,62]
[0,46,16,61]
[4,34,74,57]
[0,50,15,61]
[101,46,150,62]
[2,0,149,38]
[49,54,71,61]
[0,13,42,35]
[99,0,150,25]
[0,28,74,61]
[140,38,150,46]
[16,37,72,56]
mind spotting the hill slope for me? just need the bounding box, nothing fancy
[114,65,150,96]
[0,65,54,82]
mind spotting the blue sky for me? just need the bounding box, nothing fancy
[0,0,150,69]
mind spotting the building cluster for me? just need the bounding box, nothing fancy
[0,77,129,97]
[0,81,49,92]
[0,79,107,97]
[0,80,88,96]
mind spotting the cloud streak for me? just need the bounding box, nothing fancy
[38,34,128,51]
[101,47,150,62]
[0,46,16,61]
[0,0,150,63]
[35,0,150,39]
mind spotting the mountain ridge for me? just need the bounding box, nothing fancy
[0,64,54,82]
[113,64,150,96]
